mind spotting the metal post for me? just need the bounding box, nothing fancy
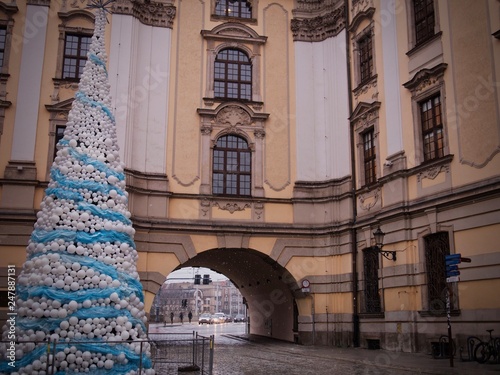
[138,340,143,375]
[46,338,51,374]
[192,331,196,366]
[208,335,214,375]
[446,285,454,367]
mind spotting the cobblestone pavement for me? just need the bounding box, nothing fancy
[149,323,500,375]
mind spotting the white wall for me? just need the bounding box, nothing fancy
[109,15,171,174]
[295,31,350,182]
[11,5,49,161]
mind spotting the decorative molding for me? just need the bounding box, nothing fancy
[216,105,252,127]
[351,0,373,15]
[358,187,380,211]
[201,22,267,44]
[112,0,176,28]
[353,74,378,99]
[348,6,375,32]
[350,101,380,132]
[403,63,447,93]
[417,164,450,182]
[291,2,346,42]
[26,0,51,6]
[213,200,251,214]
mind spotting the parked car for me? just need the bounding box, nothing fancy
[198,313,212,325]
[213,312,227,323]
[233,314,246,323]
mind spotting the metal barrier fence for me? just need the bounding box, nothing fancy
[148,332,214,374]
[0,333,214,374]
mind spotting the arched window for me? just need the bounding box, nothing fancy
[213,135,251,196]
[214,48,252,101]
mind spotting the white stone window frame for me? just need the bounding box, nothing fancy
[403,63,448,166]
[351,102,381,189]
[201,22,267,107]
[405,0,441,54]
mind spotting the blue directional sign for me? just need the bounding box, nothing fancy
[445,254,471,282]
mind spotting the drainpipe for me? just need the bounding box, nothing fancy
[344,0,360,348]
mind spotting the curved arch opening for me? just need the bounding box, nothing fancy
[179,248,299,342]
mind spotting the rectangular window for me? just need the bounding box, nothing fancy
[358,33,373,84]
[63,34,91,80]
[363,129,376,185]
[425,232,452,313]
[420,95,443,161]
[53,125,66,160]
[414,0,435,45]
[215,0,252,19]
[0,27,6,68]
[363,248,381,313]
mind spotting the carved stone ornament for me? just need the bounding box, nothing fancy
[350,101,380,132]
[291,3,346,42]
[112,0,176,28]
[216,105,252,127]
[358,187,380,211]
[351,0,373,17]
[213,200,251,214]
[417,164,449,182]
[403,63,448,94]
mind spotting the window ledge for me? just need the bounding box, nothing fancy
[406,32,443,57]
[419,309,460,318]
[359,312,385,319]
[352,74,378,96]
[53,78,80,87]
[211,15,257,25]
[408,154,453,178]
[203,97,263,109]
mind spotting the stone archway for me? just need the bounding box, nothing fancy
[178,248,299,342]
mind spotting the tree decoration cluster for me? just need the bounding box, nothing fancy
[0,2,155,374]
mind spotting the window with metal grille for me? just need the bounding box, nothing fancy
[215,0,252,18]
[62,34,91,80]
[0,27,6,68]
[363,247,381,313]
[214,49,252,101]
[425,232,452,314]
[420,94,444,161]
[213,135,251,196]
[414,0,435,45]
[363,129,376,185]
[358,33,373,83]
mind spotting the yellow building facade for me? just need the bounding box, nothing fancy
[0,0,499,353]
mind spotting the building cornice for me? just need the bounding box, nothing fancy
[26,0,50,6]
[291,0,346,42]
[112,0,176,28]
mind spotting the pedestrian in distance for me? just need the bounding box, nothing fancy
[179,312,184,324]
[170,311,174,325]
[188,311,193,323]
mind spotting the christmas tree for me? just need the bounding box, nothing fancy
[0,1,154,373]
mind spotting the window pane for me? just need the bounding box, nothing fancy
[420,94,443,161]
[214,48,252,100]
[212,135,251,196]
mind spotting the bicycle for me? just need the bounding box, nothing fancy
[474,329,500,364]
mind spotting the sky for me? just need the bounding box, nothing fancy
[165,267,228,284]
